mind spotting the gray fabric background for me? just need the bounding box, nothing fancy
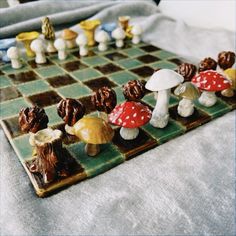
[0,1,235,235]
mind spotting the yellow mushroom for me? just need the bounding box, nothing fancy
[221,68,236,97]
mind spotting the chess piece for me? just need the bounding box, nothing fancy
[131,25,142,44]
[109,101,151,140]
[76,34,88,56]
[118,16,130,31]
[192,70,231,107]
[61,29,78,49]
[91,86,117,122]
[7,46,22,69]
[54,38,67,60]
[101,22,117,39]
[221,68,236,97]
[0,38,16,62]
[95,30,110,51]
[41,16,57,53]
[111,27,126,48]
[123,80,145,101]
[218,51,235,70]
[198,57,217,72]
[30,39,47,64]
[145,69,184,128]
[79,20,101,46]
[177,63,197,81]
[174,82,200,117]
[16,31,40,57]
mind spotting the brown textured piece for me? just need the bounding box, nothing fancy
[46,74,77,88]
[57,98,85,126]
[84,77,117,91]
[123,80,145,101]
[91,87,117,114]
[198,57,217,72]
[19,106,48,133]
[218,51,236,70]
[177,63,197,81]
[8,71,40,84]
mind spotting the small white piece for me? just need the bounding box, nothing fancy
[30,39,47,64]
[111,27,126,48]
[7,46,22,69]
[131,24,142,44]
[198,91,217,107]
[54,38,67,60]
[76,34,88,56]
[95,30,110,51]
[46,40,57,53]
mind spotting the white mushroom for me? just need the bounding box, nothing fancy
[131,24,142,44]
[145,69,184,128]
[54,38,67,60]
[30,39,46,64]
[76,34,88,56]
[95,30,110,51]
[7,46,22,69]
[111,27,126,48]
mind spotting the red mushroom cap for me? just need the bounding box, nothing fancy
[108,101,151,128]
[192,70,231,92]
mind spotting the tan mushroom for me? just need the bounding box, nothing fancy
[61,29,78,49]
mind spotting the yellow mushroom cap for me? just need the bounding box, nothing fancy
[72,116,114,144]
[224,68,236,89]
[61,29,78,40]
[174,82,200,100]
[79,20,101,30]
[16,31,40,42]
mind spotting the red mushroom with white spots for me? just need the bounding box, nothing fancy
[108,101,151,140]
[192,70,231,107]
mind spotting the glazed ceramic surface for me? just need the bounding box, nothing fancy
[0,41,235,197]
[0,38,16,62]
[101,22,117,38]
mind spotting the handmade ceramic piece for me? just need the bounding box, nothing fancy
[7,47,22,69]
[111,27,126,48]
[54,38,67,60]
[0,38,16,62]
[221,68,236,97]
[131,25,142,44]
[76,34,88,56]
[123,80,145,101]
[118,16,130,31]
[61,29,78,49]
[145,69,184,128]
[30,39,47,64]
[41,17,57,53]
[177,63,197,81]
[174,82,200,117]
[101,22,117,38]
[109,101,151,140]
[91,86,117,122]
[218,51,235,70]
[16,31,40,57]
[198,57,217,72]
[192,70,231,107]
[95,30,110,51]
[79,20,101,46]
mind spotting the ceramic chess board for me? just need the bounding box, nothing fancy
[0,41,235,197]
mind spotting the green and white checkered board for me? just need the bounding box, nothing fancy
[0,40,235,197]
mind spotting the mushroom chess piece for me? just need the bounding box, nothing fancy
[221,68,236,97]
[111,27,126,48]
[41,16,57,53]
[95,30,110,51]
[131,24,142,44]
[145,69,184,128]
[30,39,47,64]
[76,34,88,56]
[7,46,22,69]
[192,70,231,107]
[218,51,235,70]
[174,82,200,117]
[54,38,67,60]
[118,16,130,31]
[198,57,217,72]
[61,29,78,49]
[109,101,152,140]
[123,80,145,101]
[177,63,197,81]
[91,86,117,122]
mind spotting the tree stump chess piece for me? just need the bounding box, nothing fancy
[145,69,184,128]
[177,63,197,82]
[41,17,57,53]
[198,57,217,72]
[122,80,145,102]
[91,86,117,122]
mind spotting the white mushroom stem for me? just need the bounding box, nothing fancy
[35,51,46,64]
[150,89,170,128]
[98,42,108,51]
[58,49,67,60]
[177,98,194,117]
[132,35,141,44]
[198,91,217,107]
[85,143,100,156]
[7,47,22,69]
[120,127,139,140]
[11,58,22,69]
[66,39,76,49]
[80,45,88,56]
[115,39,124,48]
[46,40,57,53]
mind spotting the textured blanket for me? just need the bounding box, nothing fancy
[0,1,235,235]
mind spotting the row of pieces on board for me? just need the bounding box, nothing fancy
[2,16,142,68]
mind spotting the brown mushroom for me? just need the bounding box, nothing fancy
[61,29,78,49]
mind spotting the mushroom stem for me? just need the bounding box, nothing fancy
[58,50,67,60]
[11,59,22,69]
[98,111,108,122]
[150,89,170,128]
[66,39,76,49]
[120,127,139,140]
[80,46,88,56]
[198,91,217,107]
[85,143,100,156]
[177,98,194,117]
[35,52,46,64]
[221,88,234,97]
[116,39,124,48]
[132,35,140,44]
[98,42,108,51]
[47,40,57,53]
